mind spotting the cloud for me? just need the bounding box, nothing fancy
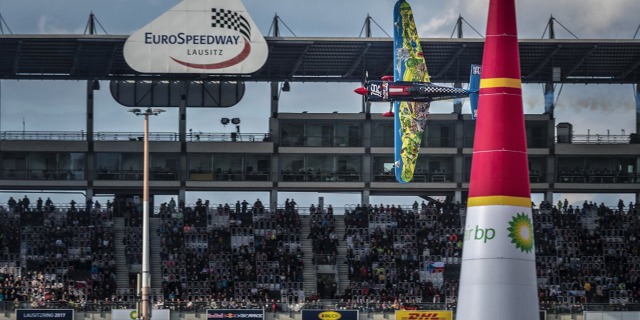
[417,6,461,38]
[37,15,84,34]
[514,0,640,39]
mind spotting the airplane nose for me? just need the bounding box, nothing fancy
[354,87,368,95]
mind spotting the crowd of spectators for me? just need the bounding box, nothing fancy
[154,197,305,308]
[309,203,338,257]
[534,199,640,308]
[341,201,462,308]
[0,195,639,315]
[0,196,116,308]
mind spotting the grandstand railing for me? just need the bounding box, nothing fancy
[559,133,631,144]
[1,131,86,141]
[0,131,270,142]
[2,131,635,145]
[2,301,638,315]
[94,132,269,142]
[94,132,178,141]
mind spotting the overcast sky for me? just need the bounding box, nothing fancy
[0,0,638,208]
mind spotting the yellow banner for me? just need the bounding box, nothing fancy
[395,310,452,320]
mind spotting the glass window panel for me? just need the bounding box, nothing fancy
[121,153,142,172]
[337,155,361,173]
[426,123,453,147]
[464,156,472,182]
[59,153,85,180]
[214,154,242,172]
[372,155,395,182]
[337,155,361,181]
[96,153,120,172]
[244,155,270,181]
[307,155,334,173]
[422,156,455,182]
[372,121,394,147]
[281,155,304,181]
[528,157,545,183]
[27,153,55,179]
[464,121,475,148]
[526,123,548,148]
[189,154,213,173]
[336,123,361,147]
[281,123,304,146]
[305,124,321,147]
[2,152,27,179]
[95,153,120,180]
[244,155,270,173]
[151,154,178,172]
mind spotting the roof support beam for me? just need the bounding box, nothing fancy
[617,55,640,80]
[525,45,561,79]
[69,43,83,75]
[105,45,118,75]
[435,44,467,79]
[565,45,598,78]
[288,45,310,79]
[12,41,22,75]
[344,43,371,77]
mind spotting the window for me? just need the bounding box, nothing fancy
[96,153,120,180]
[426,123,453,147]
[526,123,548,148]
[281,155,362,182]
[214,154,243,181]
[336,123,362,147]
[189,154,213,174]
[281,155,304,181]
[372,121,394,147]
[281,124,304,146]
[463,121,475,148]
[372,155,395,182]
[282,121,362,147]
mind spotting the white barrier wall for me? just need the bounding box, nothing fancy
[584,311,640,320]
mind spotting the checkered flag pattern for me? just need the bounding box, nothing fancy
[211,8,251,39]
[424,86,467,94]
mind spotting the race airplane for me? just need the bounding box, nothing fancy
[354,0,481,183]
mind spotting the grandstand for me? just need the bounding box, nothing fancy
[1,197,639,317]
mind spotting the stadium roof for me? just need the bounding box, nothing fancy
[1,34,639,84]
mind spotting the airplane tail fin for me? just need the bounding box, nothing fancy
[469,64,482,119]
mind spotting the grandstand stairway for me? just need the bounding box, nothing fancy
[583,205,599,233]
[149,217,163,292]
[334,216,349,293]
[443,264,461,302]
[114,217,130,291]
[299,215,317,295]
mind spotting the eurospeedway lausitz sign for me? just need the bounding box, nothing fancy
[124,0,268,74]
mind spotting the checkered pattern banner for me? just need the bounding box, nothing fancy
[211,8,251,39]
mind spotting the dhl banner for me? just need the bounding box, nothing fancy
[396,310,452,320]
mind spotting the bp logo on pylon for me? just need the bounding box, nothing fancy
[507,212,534,253]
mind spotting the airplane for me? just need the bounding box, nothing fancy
[354,0,481,184]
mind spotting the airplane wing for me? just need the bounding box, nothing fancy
[393,0,431,183]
